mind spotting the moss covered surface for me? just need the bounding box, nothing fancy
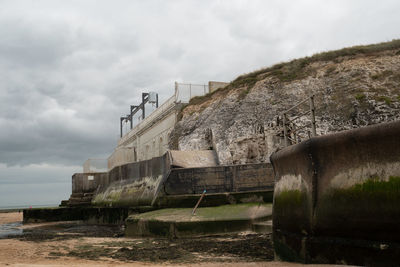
[316,176,400,237]
[155,190,273,208]
[23,207,154,224]
[127,203,272,222]
[126,203,272,237]
[273,189,310,234]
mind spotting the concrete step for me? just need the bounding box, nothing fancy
[70,192,94,198]
[125,203,273,238]
[252,220,272,233]
[59,200,69,207]
[70,193,84,197]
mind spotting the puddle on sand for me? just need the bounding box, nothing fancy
[0,222,23,238]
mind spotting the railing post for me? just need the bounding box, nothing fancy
[283,113,289,147]
[120,117,124,138]
[309,95,317,137]
[175,81,178,102]
[142,93,146,120]
[293,124,297,144]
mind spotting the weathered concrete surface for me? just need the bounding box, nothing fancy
[72,173,108,194]
[125,203,272,238]
[92,154,169,207]
[155,190,273,208]
[270,120,400,265]
[92,152,274,208]
[163,163,273,195]
[113,95,179,167]
[23,206,155,224]
[67,172,108,206]
[209,81,229,93]
[169,150,218,168]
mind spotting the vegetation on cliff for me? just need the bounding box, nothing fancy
[171,40,400,165]
[185,39,400,109]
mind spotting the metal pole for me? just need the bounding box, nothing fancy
[156,93,159,108]
[120,117,124,138]
[293,124,297,145]
[130,106,134,129]
[142,93,146,120]
[192,189,206,215]
[189,84,192,100]
[175,81,178,102]
[309,95,317,137]
[283,113,289,147]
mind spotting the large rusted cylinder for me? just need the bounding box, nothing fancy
[270,120,400,265]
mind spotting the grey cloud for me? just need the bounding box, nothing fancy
[0,0,399,171]
[0,18,73,68]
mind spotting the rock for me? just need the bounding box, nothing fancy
[169,45,400,164]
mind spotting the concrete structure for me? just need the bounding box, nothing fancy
[107,81,228,171]
[66,172,108,206]
[270,120,400,265]
[83,159,107,173]
[208,81,229,93]
[125,203,272,238]
[92,150,274,208]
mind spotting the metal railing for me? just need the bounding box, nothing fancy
[118,95,176,146]
[175,82,209,103]
[281,95,317,147]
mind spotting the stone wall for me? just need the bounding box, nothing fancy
[270,120,400,265]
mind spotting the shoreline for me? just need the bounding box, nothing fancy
[0,205,58,213]
[0,209,24,213]
[0,211,22,224]
[0,212,335,266]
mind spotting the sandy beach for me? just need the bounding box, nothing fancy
[0,212,336,267]
[0,211,23,224]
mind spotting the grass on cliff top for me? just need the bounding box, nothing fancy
[183,39,400,111]
[232,39,400,87]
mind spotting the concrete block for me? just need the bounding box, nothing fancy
[270,120,400,265]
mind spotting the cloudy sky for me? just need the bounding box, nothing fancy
[0,0,399,207]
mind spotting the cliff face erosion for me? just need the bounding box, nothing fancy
[169,40,400,165]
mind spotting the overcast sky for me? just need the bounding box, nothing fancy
[0,0,399,206]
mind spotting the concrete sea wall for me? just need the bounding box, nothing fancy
[154,163,274,207]
[72,173,108,193]
[270,120,400,265]
[68,172,108,205]
[91,152,274,208]
[92,154,170,207]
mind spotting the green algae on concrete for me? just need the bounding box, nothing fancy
[125,203,272,238]
[315,176,400,240]
[273,189,310,234]
[154,190,273,208]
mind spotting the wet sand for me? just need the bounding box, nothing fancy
[0,212,335,266]
[0,210,23,224]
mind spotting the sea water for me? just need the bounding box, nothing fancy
[0,222,23,238]
[0,182,70,209]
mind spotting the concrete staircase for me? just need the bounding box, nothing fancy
[66,192,94,206]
